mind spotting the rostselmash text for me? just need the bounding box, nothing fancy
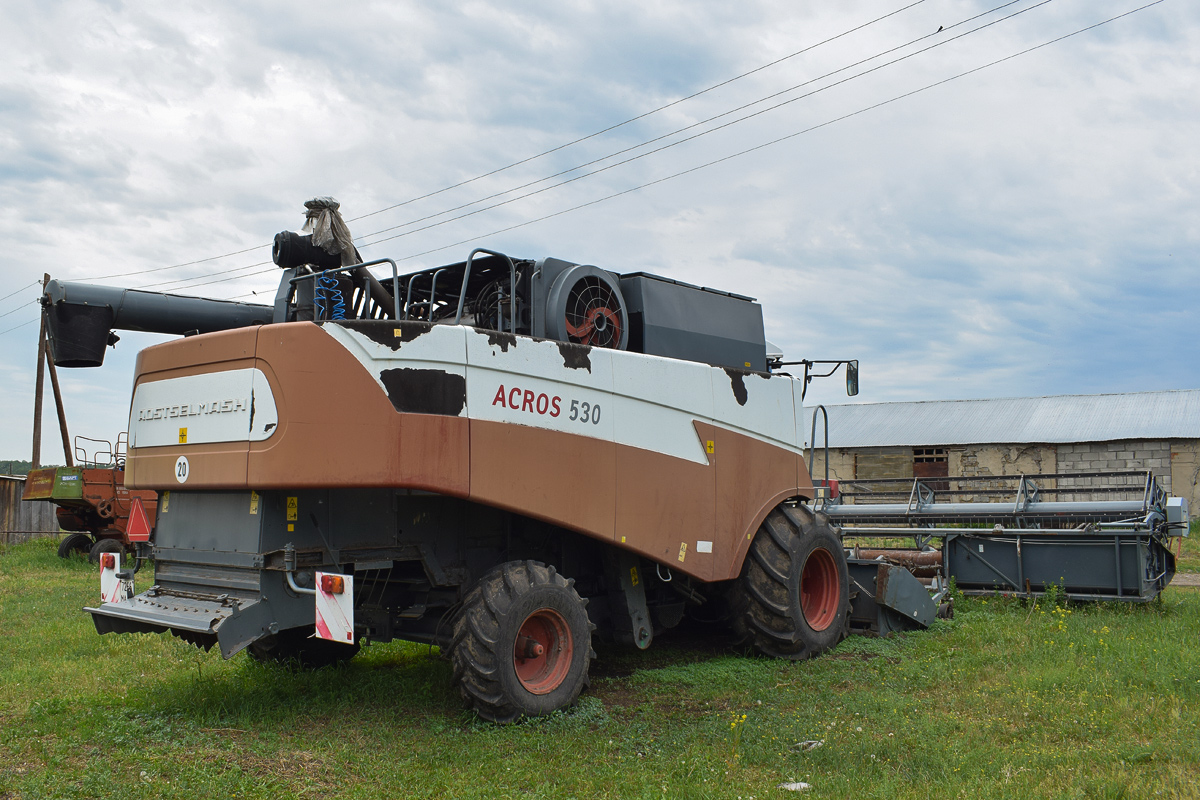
[137,398,248,422]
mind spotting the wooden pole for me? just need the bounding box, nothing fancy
[46,342,73,467]
[31,275,48,469]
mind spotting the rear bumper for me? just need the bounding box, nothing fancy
[86,589,279,658]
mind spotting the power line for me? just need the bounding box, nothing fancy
[358,0,1058,250]
[130,0,1031,292]
[79,0,1162,301]
[0,281,39,306]
[0,315,38,338]
[62,1,932,284]
[0,299,37,321]
[344,0,933,225]
[359,1,1166,265]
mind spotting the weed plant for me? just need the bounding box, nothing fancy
[2,538,1198,799]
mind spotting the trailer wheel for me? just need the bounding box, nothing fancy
[731,504,849,659]
[58,533,93,559]
[88,537,124,565]
[451,560,594,723]
[247,627,360,669]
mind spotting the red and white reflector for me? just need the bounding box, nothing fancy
[315,571,355,644]
[126,496,153,542]
[99,553,132,604]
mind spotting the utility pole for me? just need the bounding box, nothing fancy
[31,274,47,469]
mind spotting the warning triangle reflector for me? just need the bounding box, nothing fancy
[127,496,153,542]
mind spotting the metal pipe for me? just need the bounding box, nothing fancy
[824,498,1150,522]
[283,543,315,596]
[454,248,518,333]
[808,404,829,486]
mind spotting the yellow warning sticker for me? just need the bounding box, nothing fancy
[178,427,188,444]
[630,567,639,587]
[249,491,260,515]
[394,328,403,338]
[706,440,715,454]
[286,496,298,521]
[288,523,294,532]
[744,361,751,368]
[161,491,170,513]
[677,542,687,562]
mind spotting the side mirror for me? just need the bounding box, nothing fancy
[846,360,859,397]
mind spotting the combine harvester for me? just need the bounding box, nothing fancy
[42,201,1186,719]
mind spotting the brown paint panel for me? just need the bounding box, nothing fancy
[713,428,810,582]
[246,324,469,494]
[470,419,616,543]
[127,442,248,489]
[614,421,715,579]
[129,323,471,495]
[135,328,259,375]
[398,413,470,494]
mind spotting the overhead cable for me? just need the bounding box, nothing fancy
[70,1,932,283]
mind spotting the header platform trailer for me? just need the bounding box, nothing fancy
[47,230,869,721]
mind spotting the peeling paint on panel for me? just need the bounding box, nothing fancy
[379,368,467,416]
[558,342,592,372]
[725,369,748,406]
[486,330,517,352]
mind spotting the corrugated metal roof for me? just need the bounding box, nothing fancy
[803,390,1200,448]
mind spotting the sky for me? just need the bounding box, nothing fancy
[1,0,1197,463]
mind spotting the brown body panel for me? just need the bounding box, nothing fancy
[127,322,814,581]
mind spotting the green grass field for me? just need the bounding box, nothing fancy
[2,538,1198,799]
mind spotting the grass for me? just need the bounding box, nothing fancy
[2,537,1199,799]
[1175,520,1200,573]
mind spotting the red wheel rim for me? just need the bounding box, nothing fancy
[513,608,573,695]
[800,549,839,631]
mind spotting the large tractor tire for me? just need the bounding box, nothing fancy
[58,533,93,559]
[247,626,360,669]
[451,560,594,723]
[731,504,849,659]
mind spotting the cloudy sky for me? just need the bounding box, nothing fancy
[1,0,1196,462]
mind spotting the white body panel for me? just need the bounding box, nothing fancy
[128,368,278,447]
[326,323,802,465]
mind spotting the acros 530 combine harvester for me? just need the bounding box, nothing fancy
[45,216,869,720]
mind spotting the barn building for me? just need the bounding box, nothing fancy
[804,390,1200,510]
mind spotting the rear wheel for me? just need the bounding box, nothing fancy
[731,504,849,659]
[88,537,124,565]
[58,533,93,559]
[247,627,360,669]
[451,560,594,723]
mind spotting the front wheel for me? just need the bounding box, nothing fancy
[451,560,594,723]
[730,504,849,659]
[58,533,93,559]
